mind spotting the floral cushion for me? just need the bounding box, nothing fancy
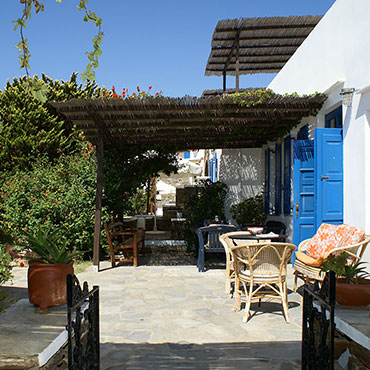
[306,223,365,259]
[333,224,365,251]
[306,223,337,259]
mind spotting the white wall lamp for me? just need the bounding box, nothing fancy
[340,88,355,107]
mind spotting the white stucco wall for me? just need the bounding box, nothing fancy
[219,148,264,223]
[269,0,370,262]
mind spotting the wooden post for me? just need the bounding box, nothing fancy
[93,136,104,271]
[223,70,226,92]
[235,33,240,93]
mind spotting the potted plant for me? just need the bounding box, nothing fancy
[320,252,370,306]
[22,228,78,310]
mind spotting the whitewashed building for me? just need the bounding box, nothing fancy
[207,0,370,262]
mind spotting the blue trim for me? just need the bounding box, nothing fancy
[264,149,271,213]
[283,136,292,215]
[325,106,343,128]
[274,144,282,215]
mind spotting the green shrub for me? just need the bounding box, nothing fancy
[0,143,98,256]
[230,194,266,227]
[0,74,105,172]
[183,180,228,252]
[0,247,12,286]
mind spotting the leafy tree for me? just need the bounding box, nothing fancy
[0,73,105,172]
[103,144,179,220]
[183,180,228,252]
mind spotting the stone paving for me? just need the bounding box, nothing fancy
[2,262,303,369]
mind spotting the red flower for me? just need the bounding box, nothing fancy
[20,262,25,267]
[137,86,140,92]
[155,92,160,96]
[112,85,116,91]
[148,85,152,90]
[142,91,145,94]
[132,92,136,96]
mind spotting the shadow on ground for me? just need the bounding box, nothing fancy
[101,341,301,370]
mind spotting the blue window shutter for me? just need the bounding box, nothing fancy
[283,136,292,215]
[275,144,282,215]
[325,106,343,128]
[214,152,218,182]
[264,149,271,213]
[209,158,213,182]
[184,151,190,159]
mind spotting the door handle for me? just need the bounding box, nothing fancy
[321,175,329,180]
[295,202,299,216]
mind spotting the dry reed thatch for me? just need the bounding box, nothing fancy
[205,15,323,76]
[50,92,326,150]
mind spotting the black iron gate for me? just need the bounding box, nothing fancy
[302,271,336,370]
[67,274,100,370]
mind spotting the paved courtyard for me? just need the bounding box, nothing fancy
[4,262,303,369]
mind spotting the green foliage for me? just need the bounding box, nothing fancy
[0,247,13,286]
[21,228,78,264]
[14,0,103,81]
[129,189,147,215]
[230,194,267,227]
[183,180,228,252]
[0,74,104,172]
[320,252,370,284]
[103,144,179,220]
[0,143,97,256]
[228,89,274,107]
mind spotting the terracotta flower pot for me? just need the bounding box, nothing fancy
[336,278,370,306]
[28,261,74,309]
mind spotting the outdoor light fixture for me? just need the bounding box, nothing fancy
[340,88,355,107]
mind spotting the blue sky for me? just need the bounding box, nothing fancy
[1,0,335,97]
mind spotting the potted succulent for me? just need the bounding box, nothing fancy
[320,252,370,306]
[22,229,78,310]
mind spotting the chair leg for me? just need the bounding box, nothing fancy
[243,282,253,323]
[133,245,138,267]
[233,276,242,311]
[280,281,290,323]
[293,271,298,292]
[197,248,205,272]
[110,249,116,268]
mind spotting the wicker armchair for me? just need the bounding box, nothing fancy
[231,242,296,323]
[219,231,257,295]
[293,236,370,291]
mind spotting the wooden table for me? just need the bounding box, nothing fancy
[228,232,288,245]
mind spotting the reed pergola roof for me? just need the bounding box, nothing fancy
[205,15,323,76]
[51,92,326,150]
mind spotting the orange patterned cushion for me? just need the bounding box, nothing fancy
[333,224,365,252]
[306,223,365,259]
[306,223,337,258]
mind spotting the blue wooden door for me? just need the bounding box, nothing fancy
[314,128,343,228]
[293,140,315,262]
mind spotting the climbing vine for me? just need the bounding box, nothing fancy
[13,0,103,82]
